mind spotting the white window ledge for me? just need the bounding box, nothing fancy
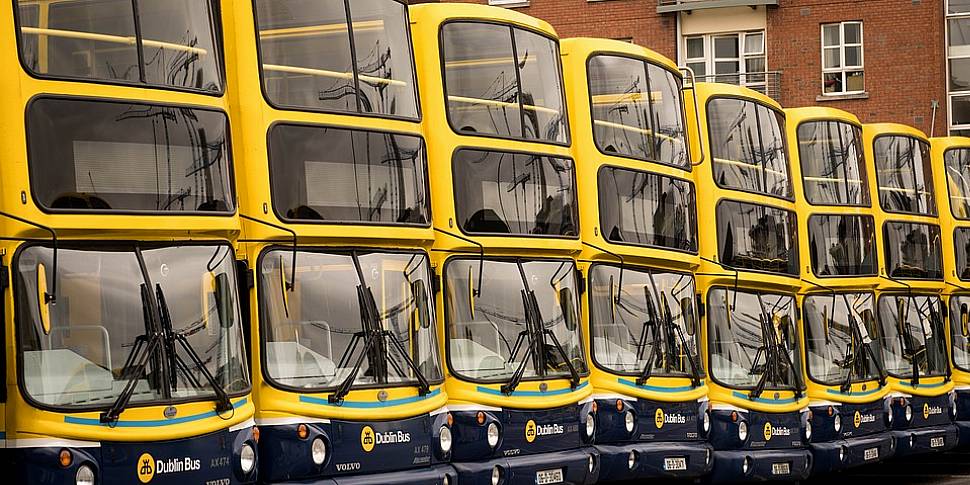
[489,0,530,7]
[817,92,869,102]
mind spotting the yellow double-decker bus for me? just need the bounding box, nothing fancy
[861,123,957,457]
[4,1,255,484]
[687,83,812,482]
[560,38,712,481]
[225,1,454,483]
[410,4,598,485]
[786,107,895,473]
[930,135,970,446]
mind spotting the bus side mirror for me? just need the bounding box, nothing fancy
[560,288,578,332]
[215,272,234,329]
[412,280,431,329]
[36,263,51,335]
[681,296,696,336]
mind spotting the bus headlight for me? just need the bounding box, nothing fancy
[487,422,500,448]
[834,414,842,433]
[742,456,752,474]
[627,450,636,469]
[738,421,748,442]
[587,454,595,473]
[439,426,453,454]
[950,392,958,419]
[702,411,711,434]
[805,420,813,442]
[839,445,847,462]
[240,443,256,474]
[624,411,635,434]
[585,413,596,438]
[311,438,327,466]
[76,465,95,485]
[905,405,913,423]
[491,466,502,485]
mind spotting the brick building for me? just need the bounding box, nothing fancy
[430,0,964,137]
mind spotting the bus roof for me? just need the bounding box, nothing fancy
[694,81,783,112]
[560,37,680,74]
[409,3,557,38]
[784,106,861,127]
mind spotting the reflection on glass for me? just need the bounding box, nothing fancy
[957,228,970,281]
[945,148,970,219]
[445,259,586,381]
[27,98,233,213]
[803,293,882,385]
[873,135,936,215]
[17,245,248,408]
[950,295,970,372]
[441,22,567,143]
[453,149,577,236]
[808,215,876,276]
[883,222,943,280]
[708,98,790,198]
[598,167,696,252]
[588,265,700,377]
[707,288,800,389]
[260,250,441,389]
[716,201,798,275]
[876,295,947,379]
[587,55,688,167]
[797,120,868,206]
[268,125,428,224]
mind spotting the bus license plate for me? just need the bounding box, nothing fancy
[771,462,791,475]
[930,437,945,448]
[536,468,563,485]
[864,447,879,460]
[663,457,687,471]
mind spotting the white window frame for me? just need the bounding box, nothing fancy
[682,31,766,91]
[488,0,529,7]
[948,1,970,134]
[820,21,865,96]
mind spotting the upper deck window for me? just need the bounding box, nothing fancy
[453,149,576,237]
[598,167,697,253]
[707,98,791,199]
[587,55,688,168]
[797,120,869,206]
[268,125,429,225]
[883,222,943,280]
[944,148,970,219]
[873,135,936,216]
[808,214,877,277]
[17,0,222,92]
[716,200,798,275]
[441,22,568,144]
[27,98,233,214]
[254,0,418,118]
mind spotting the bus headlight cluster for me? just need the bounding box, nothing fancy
[240,443,256,474]
[624,411,635,434]
[439,426,453,454]
[75,465,95,485]
[311,438,327,466]
[737,421,748,442]
[487,422,501,448]
[834,414,842,433]
[585,413,596,438]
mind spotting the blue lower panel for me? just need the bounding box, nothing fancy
[709,448,812,483]
[453,448,599,485]
[595,441,712,481]
[957,420,970,447]
[891,424,959,457]
[809,432,895,474]
[271,463,456,485]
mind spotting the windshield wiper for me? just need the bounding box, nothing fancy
[750,295,802,399]
[839,294,887,393]
[896,295,924,387]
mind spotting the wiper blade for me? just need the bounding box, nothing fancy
[647,270,702,387]
[502,290,541,395]
[749,295,802,399]
[840,294,887,392]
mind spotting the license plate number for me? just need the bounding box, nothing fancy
[663,457,687,471]
[771,462,791,475]
[864,447,879,460]
[930,437,945,448]
[536,468,563,485]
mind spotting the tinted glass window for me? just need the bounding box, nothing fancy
[716,201,798,275]
[873,135,936,215]
[808,215,876,276]
[876,295,948,379]
[708,98,790,198]
[955,228,970,281]
[441,22,567,143]
[28,98,233,213]
[587,55,688,167]
[598,167,696,252]
[453,149,576,236]
[944,148,970,220]
[797,120,868,206]
[268,125,428,225]
[883,222,943,280]
[950,295,970,372]
[803,293,881,385]
[17,0,221,91]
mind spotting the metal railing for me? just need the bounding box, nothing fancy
[657,0,778,13]
[691,71,782,102]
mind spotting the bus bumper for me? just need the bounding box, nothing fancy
[453,448,599,485]
[891,424,959,457]
[809,431,895,474]
[709,448,812,483]
[594,441,713,481]
[272,464,457,485]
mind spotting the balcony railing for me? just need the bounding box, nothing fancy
[657,0,778,13]
[691,71,782,102]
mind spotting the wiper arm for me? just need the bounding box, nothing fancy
[502,290,542,395]
[647,270,702,387]
[840,294,887,392]
[636,287,662,385]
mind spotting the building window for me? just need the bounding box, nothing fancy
[683,31,766,92]
[949,1,970,134]
[821,21,864,95]
[488,0,529,7]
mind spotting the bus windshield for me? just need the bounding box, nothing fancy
[883,222,943,280]
[453,149,577,237]
[950,295,970,373]
[873,135,936,216]
[441,22,567,144]
[708,98,791,199]
[588,265,701,379]
[716,201,798,275]
[259,249,441,391]
[587,54,688,168]
[598,167,697,253]
[797,120,869,206]
[945,148,970,219]
[268,125,429,225]
[876,295,948,379]
[445,258,587,383]
[254,0,418,118]
[17,244,248,409]
[804,293,883,386]
[808,214,877,276]
[708,288,801,391]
